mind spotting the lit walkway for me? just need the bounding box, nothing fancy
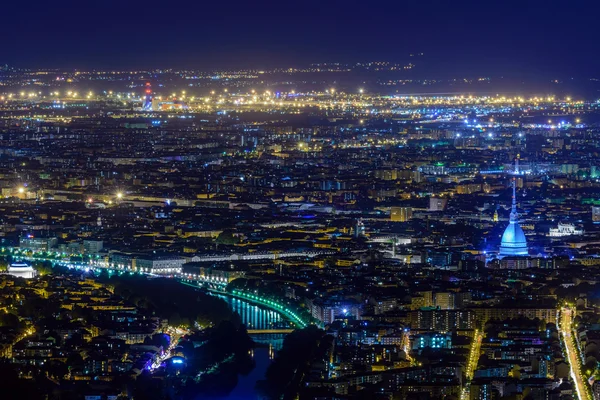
[247,329,294,334]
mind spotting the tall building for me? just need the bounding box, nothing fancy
[498,178,528,258]
[412,332,452,350]
[593,206,600,222]
[354,219,365,238]
[83,240,103,254]
[434,292,455,310]
[307,298,362,325]
[409,309,475,331]
[391,207,413,222]
[429,197,448,211]
[19,236,58,251]
[142,82,153,111]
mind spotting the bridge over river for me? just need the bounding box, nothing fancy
[215,294,292,331]
[179,280,309,335]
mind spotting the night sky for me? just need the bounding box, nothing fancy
[2,0,599,75]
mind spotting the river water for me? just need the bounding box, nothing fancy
[204,294,289,399]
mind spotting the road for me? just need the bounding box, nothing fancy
[461,329,483,400]
[561,307,591,400]
[150,327,188,371]
[466,329,483,380]
[402,330,415,366]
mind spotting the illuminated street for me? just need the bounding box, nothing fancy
[466,330,483,380]
[150,327,188,371]
[462,329,483,400]
[561,307,591,400]
[402,330,414,366]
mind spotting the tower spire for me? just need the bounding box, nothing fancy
[498,158,528,258]
[143,82,153,111]
[510,178,517,222]
[510,156,519,222]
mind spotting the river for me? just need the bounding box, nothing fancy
[200,294,289,399]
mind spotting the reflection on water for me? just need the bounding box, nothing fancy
[216,295,285,330]
[200,295,290,399]
[223,346,271,400]
[250,333,286,353]
[196,346,272,400]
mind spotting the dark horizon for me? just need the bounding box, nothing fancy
[2,0,600,77]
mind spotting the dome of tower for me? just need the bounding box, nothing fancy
[499,221,528,257]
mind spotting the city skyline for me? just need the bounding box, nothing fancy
[2,2,600,400]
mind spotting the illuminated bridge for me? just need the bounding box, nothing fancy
[228,289,311,329]
[247,329,293,334]
[180,281,312,331]
[217,295,288,331]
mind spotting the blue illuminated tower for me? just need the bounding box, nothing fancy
[498,177,528,258]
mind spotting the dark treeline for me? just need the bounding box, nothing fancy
[107,275,241,328]
[174,321,255,398]
[256,326,333,400]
